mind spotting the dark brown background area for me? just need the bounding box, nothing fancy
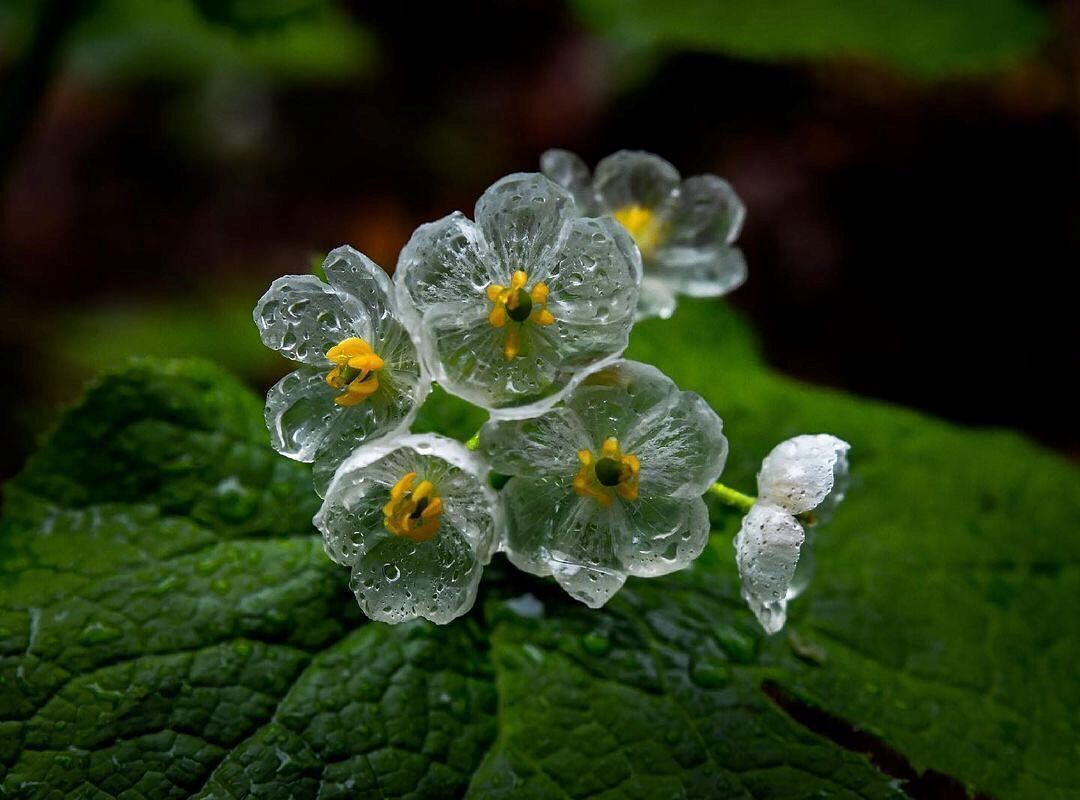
[2,0,1078,485]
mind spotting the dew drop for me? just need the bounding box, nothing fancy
[383,563,401,582]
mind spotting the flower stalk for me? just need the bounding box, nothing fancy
[708,482,757,513]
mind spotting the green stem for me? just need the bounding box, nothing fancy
[707,482,756,513]
[465,432,479,451]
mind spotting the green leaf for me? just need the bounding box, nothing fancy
[570,0,1048,77]
[63,0,373,84]
[2,302,1076,798]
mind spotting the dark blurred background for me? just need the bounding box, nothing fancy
[2,0,1077,484]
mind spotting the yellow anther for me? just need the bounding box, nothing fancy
[347,352,383,371]
[613,204,666,256]
[411,479,435,502]
[327,337,372,362]
[335,376,380,405]
[383,472,444,542]
[489,304,508,329]
[484,269,555,360]
[572,437,640,507]
[389,471,416,500]
[325,336,382,407]
[503,326,522,361]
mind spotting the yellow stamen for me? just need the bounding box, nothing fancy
[489,304,508,328]
[503,326,522,361]
[572,437,640,507]
[484,269,555,360]
[383,472,444,542]
[613,204,666,256]
[325,336,382,407]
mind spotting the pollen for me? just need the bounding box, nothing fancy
[325,336,383,407]
[572,436,640,507]
[613,204,665,256]
[485,269,556,361]
[383,471,444,542]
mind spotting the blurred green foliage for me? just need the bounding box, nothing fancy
[57,289,279,381]
[0,0,372,84]
[572,0,1047,76]
[1,0,1048,87]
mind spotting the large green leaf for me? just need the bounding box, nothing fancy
[571,0,1047,77]
[1,301,1075,798]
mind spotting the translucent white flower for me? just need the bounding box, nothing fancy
[313,434,500,625]
[735,434,851,634]
[394,172,642,418]
[479,360,728,608]
[541,149,747,320]
[254,246,430,496]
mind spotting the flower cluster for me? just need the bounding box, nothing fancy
[254,154,851,631]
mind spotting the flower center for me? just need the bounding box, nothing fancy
[485,269,556,361]
[383,471,444,542]
[325,336,383,407]
[573,436,640,508]
[613,204,665,256]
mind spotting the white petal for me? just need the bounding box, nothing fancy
[253,275,369,365]
[501,477,625,608]
[551,560,626,610]
[320,246,398,334]
[734,502,805,635]
[394,212,497,328]
[419,301,556,409]
[562,361,664,446]
[757,434,852,515]
[666,174,745,247]
[350,526,483,625]
[264,365,341,461]
[648,245,747,299]
[540,148,598,213]
[478,407,590,478]
[539,216,642,325]
[616,495,709,578]
[622,367,728,500]
[474,172,573,272]
[635,277,678,321]
[593,150,680,213]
